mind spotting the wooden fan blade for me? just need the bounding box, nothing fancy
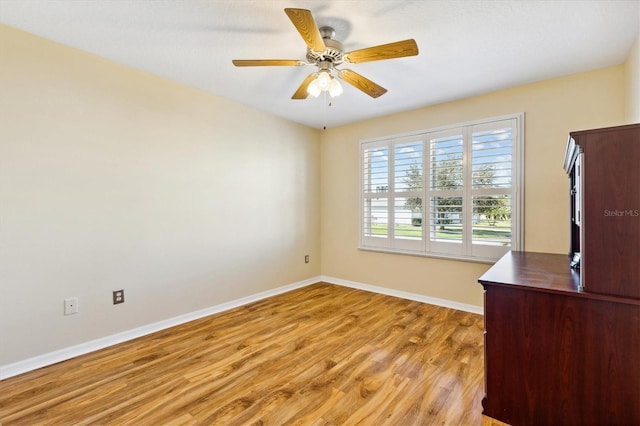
[284,8,326,52]
[232,59,305,67]
[344,39,418,64]
[292,73,317,100]
[338,69,387,98]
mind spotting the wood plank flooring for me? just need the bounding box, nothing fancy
[0,283,494,425]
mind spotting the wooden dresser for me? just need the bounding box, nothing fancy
[479,124,640,425]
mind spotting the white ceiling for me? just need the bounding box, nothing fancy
[1,0,638,129]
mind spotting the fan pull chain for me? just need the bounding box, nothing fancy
[322,93,335,130]
[323,91,327,130]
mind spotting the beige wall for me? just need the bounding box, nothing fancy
[0,25,321,366]
[320,66,626,307]
[625,34,640,123]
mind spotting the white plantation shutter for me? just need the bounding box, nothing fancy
[469,119,518,259]
[428,130,464,255]
[362,142,390,248]
[360,114,523,262]
[392,137,424,251]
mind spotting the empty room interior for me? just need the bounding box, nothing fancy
[1,1,639,425]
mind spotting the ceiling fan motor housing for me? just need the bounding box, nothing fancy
[307,27,344,65]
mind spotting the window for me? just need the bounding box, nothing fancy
[360,113,523,262]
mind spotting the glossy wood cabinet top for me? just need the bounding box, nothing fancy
[479,251,639,305]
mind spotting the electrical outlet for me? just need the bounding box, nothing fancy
[305,254,310,264]
[64,297,78,315]
[113,289,125,305]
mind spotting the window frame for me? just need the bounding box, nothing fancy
[359,113,524,263]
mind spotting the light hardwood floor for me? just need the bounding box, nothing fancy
[0,283,501,425]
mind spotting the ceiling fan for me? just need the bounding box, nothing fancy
[232,8,419,100]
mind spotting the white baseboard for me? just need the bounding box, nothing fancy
[0,277,319,380]
[321,276,484,315]
[1,275,482,380]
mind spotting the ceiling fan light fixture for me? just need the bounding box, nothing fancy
[317,70,332,90]
[307,78,322,97]
[307,70,342,98]
[329,78,343,97]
